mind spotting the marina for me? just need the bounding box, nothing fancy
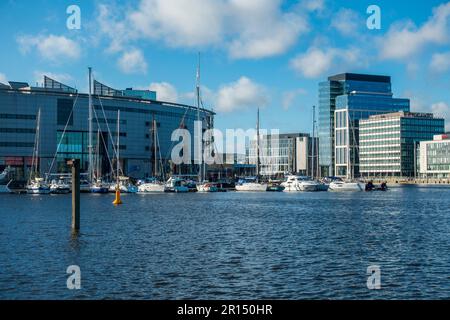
[1,186,449,300]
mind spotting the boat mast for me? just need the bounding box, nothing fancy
[153,114,158,178]
[30,108,41,182]
[196,53,203,183]
[256,108,260,180]
[346,109,351,180]
[116,110,121,186]
[311,105,316,180]
[88,67,93,183]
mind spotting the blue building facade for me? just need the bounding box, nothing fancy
[0,76,214,181]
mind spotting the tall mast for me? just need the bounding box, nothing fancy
[116,110,121,185]
[346,110,351,180]
[311,105,316,180]
[153,114,158,178]
[256,108,260,179]
[196,53,202,182]
[88,67,93,183]
[32,108,41,181]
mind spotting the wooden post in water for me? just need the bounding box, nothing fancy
[68,159,80,232]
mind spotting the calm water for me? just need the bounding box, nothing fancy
[1,186,450,300]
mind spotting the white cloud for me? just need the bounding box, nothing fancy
[290,48,334,78]
[148,82,179,102]
[430,52,450,73]
[215,77,269,113]
[17,34,81,61]
[290,46,366,78]
[432,102,450,131]
[282,89,307,110]
[331,8,363,36]
[227,0,309,59]
[96,0,309,60]
[379,2,450,60]
[117,49,148,74]
[0,73,7,84]
[302,0,325,12]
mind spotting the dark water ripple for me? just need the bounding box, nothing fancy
[1,186,450,299]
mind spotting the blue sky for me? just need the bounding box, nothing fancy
[0,0,449,133]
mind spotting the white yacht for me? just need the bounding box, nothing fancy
[27,178,51,194]
[138,179,165,193]
[328,181,364,192]
[108,176,138,193]
[281,175,319,192]
[235,178,268,192]
[50,177,71,194]
[197,182,219,193]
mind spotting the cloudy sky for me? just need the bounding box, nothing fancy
[1,0,450,132]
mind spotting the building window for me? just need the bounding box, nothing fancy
[57,99,74,126]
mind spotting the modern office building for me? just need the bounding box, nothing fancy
[319,73,410,177]
[360,112,445,178]
[319,73,410,178]
[247,133,319,177]
[0,76,214,181]
[419,134,450,179]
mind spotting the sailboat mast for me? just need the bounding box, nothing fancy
[311,105,316,180]
[34,108,41,180]
[116,110,121,185]
[196,53,202,183]
[256,108,260,179]
[88,67,93,183]
[153,115,158,178]
[346,110,351,180]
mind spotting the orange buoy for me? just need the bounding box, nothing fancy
[113,187,123,205]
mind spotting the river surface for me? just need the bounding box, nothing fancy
[1,186,449,300]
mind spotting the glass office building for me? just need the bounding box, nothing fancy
[419,135,450,179]
[0,76,214,181]
[319,73,410,177]
[360,112,444,178]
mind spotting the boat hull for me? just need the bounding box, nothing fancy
[329,182,364,192]
[138,183,166,193]
[197,184,219,193]
[235,183,268,192]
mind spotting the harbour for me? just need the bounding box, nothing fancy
[1,186,449,300]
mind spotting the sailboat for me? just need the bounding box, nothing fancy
[108,110,138,194]
[26,108,51,194]
[138,117,166,193]
[90,129,109,193]
[329,110,364,192]
[194,55,218,193]
[235,108,268,192]
[49,176,71,194]
[0,167,12,194]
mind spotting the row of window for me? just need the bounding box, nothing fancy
[0,128,36,133]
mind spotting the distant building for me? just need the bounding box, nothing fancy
[247,133,318,177]
[360,112,445,178]
[318,73,410,177]
[419,134,450,179]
